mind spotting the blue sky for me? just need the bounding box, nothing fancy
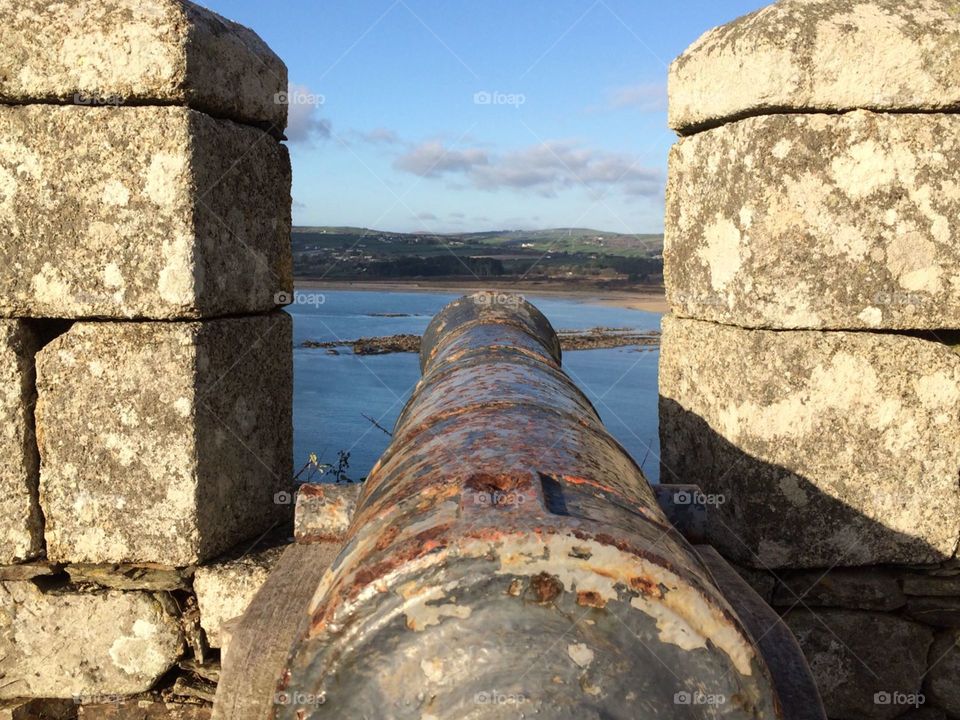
[203,0,767,233]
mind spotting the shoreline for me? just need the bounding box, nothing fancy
[294,278,668,314]
[302,328,661,355]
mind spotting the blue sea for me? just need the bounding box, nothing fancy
[287,289,663,483]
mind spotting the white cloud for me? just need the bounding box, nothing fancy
[393,139,662,198]
[284,82,331,144]
[392,140,489,177]
[590,83,668,113]
[359,127,401,145]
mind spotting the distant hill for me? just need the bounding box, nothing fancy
[292,226,664,285]
[293,227,663,258]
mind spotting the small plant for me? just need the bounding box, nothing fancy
[293,452,329,484]
[293,449,354,486]
[328,450,352,483]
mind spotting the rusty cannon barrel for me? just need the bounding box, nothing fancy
[278,292,784,719]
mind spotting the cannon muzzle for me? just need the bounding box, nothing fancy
[276,292,787,719]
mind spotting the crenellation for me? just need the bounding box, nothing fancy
[0,0,288,133]
[663,0,960,715]
[35,314,292,566]
[0,0,294,712]
[0,105,291,320]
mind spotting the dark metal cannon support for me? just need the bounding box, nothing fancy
[251,293,820,719]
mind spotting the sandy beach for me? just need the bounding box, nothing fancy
[294,279,669,314]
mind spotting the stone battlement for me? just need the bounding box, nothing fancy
[0,1,295,717]
[662,1,960,717]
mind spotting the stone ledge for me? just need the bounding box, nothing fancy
[0,583,183,699]
[293,482,362,543]
[36,314,293,566]
[925,630,960,717]
[0,0,287,133]
[669,0,960,133]
[666,110,960,330]
[0,105,291,320]
[0,698,74,719]
[659,316,960,568]
[772,568,906,611]
[194,543,286,649]
[784,609,933,720]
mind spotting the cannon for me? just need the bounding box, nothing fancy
[219,292,822,720]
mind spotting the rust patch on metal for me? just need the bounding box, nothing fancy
[346,523,454,600]
[630,576,664,599]
[576,590,606,608]
[569,546,593,560]
[561,474,618,495]
[296,532,347,544]
[374,525,400,551]
[530,572,564,603]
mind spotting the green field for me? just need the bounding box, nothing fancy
[293,226,662,257]
[293,226,664,283]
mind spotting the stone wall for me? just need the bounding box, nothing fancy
[661,1,960,718]
[0,1,296,717]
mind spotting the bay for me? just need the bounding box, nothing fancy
[287,289,663,483]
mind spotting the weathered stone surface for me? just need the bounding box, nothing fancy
[212,543,341,720]
[784,610,932,720]
[925,630,960,716]
[194,544,285,648]
[902,573,960,597]
[171,676,216,705]
[0,0,286,132]
[179,659,221,685]
[0,698,74,720]
[0,582,183,699]
[772,568,906,611]
[0,562,59,582]
[78,701,211,719]
[896,709,948,720]
[669,0,960,133]
[906,597,960,628]
[728,561,776,604]
[0,321,43,564]
[0,105,291,320]
[36,314,293,566]
[659,317,960,568]
[294,482,362,543]
[666,111,960,330]
[66,564,190,591]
